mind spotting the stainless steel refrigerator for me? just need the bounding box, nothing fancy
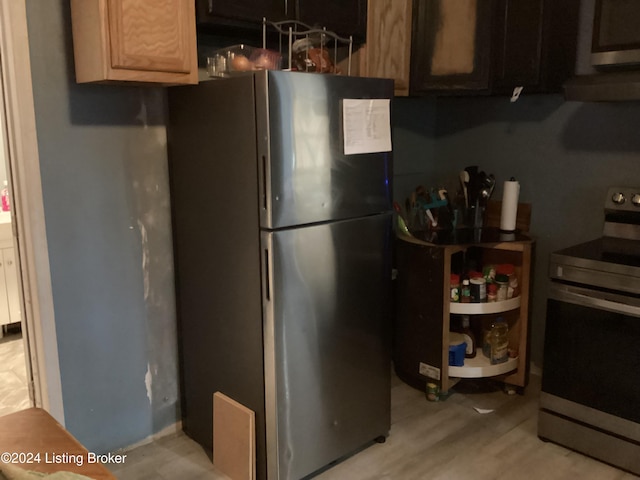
[167,70,393,480]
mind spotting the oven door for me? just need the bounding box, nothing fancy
[539,282,640,475]
[542,282,640,425]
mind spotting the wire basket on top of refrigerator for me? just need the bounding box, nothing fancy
[262,18,354,76]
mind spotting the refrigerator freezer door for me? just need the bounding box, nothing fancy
[257,71,393,230]
[261,213,392,480]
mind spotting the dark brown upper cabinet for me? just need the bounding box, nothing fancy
[196,0,287,26]
[196,0,367,41]
[409,0,580,96]
[296,1,368,40]
[491,0,581,94]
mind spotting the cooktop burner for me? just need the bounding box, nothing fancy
[549,187,640,294]
[556,237,640,267]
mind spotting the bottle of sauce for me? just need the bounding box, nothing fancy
[450,274,460,302]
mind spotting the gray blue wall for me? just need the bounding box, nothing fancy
[20,0,640,454]
[26,0,178,452]
[393,94,640,366]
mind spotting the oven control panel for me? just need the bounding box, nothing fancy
[605,186,640,212]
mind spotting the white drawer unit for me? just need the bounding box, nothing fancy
[0,221,20,329]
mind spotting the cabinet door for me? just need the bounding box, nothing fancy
[492,0,543,91]
[2,248,20,324]
[492,0,579,94]
[362,0,412,96]
[195,0,287,26]
[71,0,198,85]
[410,0,494,93]
[108,0,194,73]
[296,0,367,40]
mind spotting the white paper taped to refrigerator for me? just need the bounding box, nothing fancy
[342,99,392,155]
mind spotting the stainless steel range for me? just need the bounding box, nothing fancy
[538,186,640,475]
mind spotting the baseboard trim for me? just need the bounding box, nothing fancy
[116,420,184,453]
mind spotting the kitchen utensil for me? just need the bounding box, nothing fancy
[472,171,486,205]
[396,214,412,236]
[425,209,437,228]
[480,173,496,202]
[393,201,407,224]
[486,174,496,198]
[459,171,469,208]
[464,165,479,177]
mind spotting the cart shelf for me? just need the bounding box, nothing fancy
[450,296,521,315]
[449,355,518,378]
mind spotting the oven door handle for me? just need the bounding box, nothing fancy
[549,284,640,318]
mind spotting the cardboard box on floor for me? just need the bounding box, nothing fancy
[213,392,255,480]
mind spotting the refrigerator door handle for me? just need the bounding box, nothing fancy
[261,232,274,305]
[254,71,272,229]
[263,246,271,301]
[261,154,268,213]
[260,231,279,480]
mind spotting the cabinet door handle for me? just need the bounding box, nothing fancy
[6,260,11,266]
[208,0,214,14]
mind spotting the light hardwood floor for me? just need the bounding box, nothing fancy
[111,371,638,480]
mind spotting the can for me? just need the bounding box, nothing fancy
[426,382,440,402]
[470,277,487,302]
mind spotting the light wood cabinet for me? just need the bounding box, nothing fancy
[70,0,198,85]
[360,0,412,96]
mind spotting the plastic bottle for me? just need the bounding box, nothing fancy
[460,315,476,358]
[489,317,509,365]
[450,274,460,302]
[460,279,471,303]
[1,181,9,212]
[482,264,496,283]
[497,264,518,298]
[448,333,466,366]
[487,283,498,302]
[495,274,509,301]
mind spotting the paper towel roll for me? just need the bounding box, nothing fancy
[500,180,520,232]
